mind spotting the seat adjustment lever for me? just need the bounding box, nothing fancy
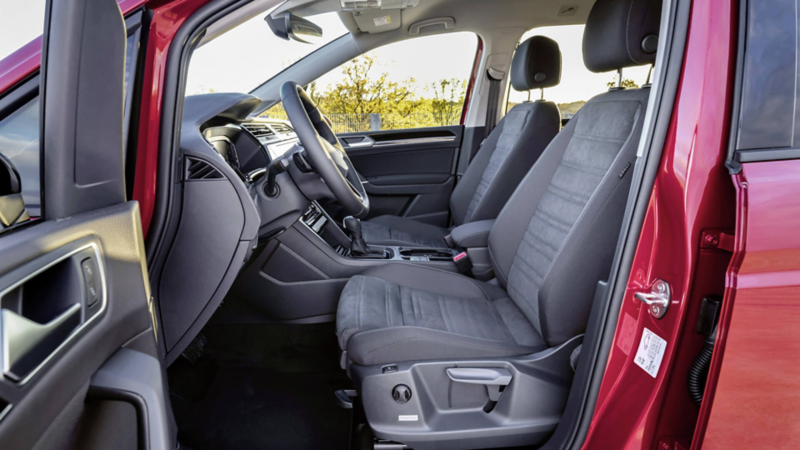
[446,368,512,401]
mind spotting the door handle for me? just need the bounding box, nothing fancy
[1,303,82,382]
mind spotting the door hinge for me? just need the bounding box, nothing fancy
[700,230,735,252]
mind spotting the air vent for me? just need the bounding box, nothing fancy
[271,123,294,134]
[241,123,275,139]
[185,157,223,180]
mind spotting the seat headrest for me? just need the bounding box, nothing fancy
[583,0,663,73]
[510,36,561,91]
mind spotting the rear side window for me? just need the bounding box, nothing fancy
[730,0,800,163]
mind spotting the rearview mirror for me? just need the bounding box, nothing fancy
[265,13,323,44]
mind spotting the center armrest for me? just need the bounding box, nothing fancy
[449,220,496,249]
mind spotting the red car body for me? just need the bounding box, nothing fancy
[1,0,794,448]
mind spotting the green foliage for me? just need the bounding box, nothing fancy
[426,78,469,127]
[261,54,469,132]
[606,77,639,89]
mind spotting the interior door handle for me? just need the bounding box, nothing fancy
[1,303,82,382]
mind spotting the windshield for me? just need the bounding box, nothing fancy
[186,9,349,96]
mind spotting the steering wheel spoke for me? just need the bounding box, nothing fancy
[280,81,369,218]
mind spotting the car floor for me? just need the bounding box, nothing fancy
[168,321,352,450]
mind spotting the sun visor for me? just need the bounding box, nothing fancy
[351,9,401,33]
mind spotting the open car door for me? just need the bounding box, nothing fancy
[0,0,172,448]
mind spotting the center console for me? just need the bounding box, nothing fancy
[227,202,461,322]
[299,202,458,263]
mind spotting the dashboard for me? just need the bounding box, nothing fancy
[202,118,299,174]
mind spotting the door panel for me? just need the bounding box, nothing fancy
[342,125,463,226]
[0,203,162,449]
[0,0,170,447]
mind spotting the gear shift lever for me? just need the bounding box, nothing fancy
[343,216,370,256]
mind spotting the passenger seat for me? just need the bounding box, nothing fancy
[361,36,563,248]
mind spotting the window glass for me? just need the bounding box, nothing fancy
[0,98,41,217]
[186,10,350,95]
[263,32,479,133]
[736,0,796,151]
[507,25,652,119]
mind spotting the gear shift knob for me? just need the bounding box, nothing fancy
[343,216,362,238]
[343,216,369,256]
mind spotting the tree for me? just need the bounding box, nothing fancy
[427,78,468,126]
[325,56,421,111]
[606,77,639,89]
[260,53,470,132]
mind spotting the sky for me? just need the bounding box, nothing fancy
[0,0,47,62]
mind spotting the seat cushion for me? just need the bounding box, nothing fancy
[336,264,544,366]
[361,215,449,248]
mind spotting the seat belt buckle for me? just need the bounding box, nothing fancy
[444,234,455,248]
[453,251,473,273]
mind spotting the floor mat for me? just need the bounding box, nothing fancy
[169,322,352,450]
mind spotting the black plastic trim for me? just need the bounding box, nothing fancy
[724,0,748,174]
[735,147,800,163]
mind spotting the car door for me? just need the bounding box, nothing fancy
[0,0,172,449]
[324,33,482,226]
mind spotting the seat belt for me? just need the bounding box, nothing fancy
[455,67,505,185]
[483,67,505,145]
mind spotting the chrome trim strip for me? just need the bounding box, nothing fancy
[0,403,11,423]
[0,242,107,385]
[371,136,456,147]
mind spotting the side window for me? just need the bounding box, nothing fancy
[0,97,41,217]
[731,0,800,163]
[264,32,480,133]
[506,25,651,120]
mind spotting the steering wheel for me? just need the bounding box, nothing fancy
[280,81,370,218]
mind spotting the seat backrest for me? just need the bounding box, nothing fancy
[450,36,562,226]
[488,0,662,347]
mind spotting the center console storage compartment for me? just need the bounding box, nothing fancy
[398,248,456,261]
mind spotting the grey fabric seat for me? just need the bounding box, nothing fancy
[337,264,545,366]
[362,36,563,248]
[338,0,661,366]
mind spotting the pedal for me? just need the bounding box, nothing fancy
[180,333,207,365]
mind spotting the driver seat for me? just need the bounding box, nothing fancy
[336,0,661,446]
[360,36,563,248]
